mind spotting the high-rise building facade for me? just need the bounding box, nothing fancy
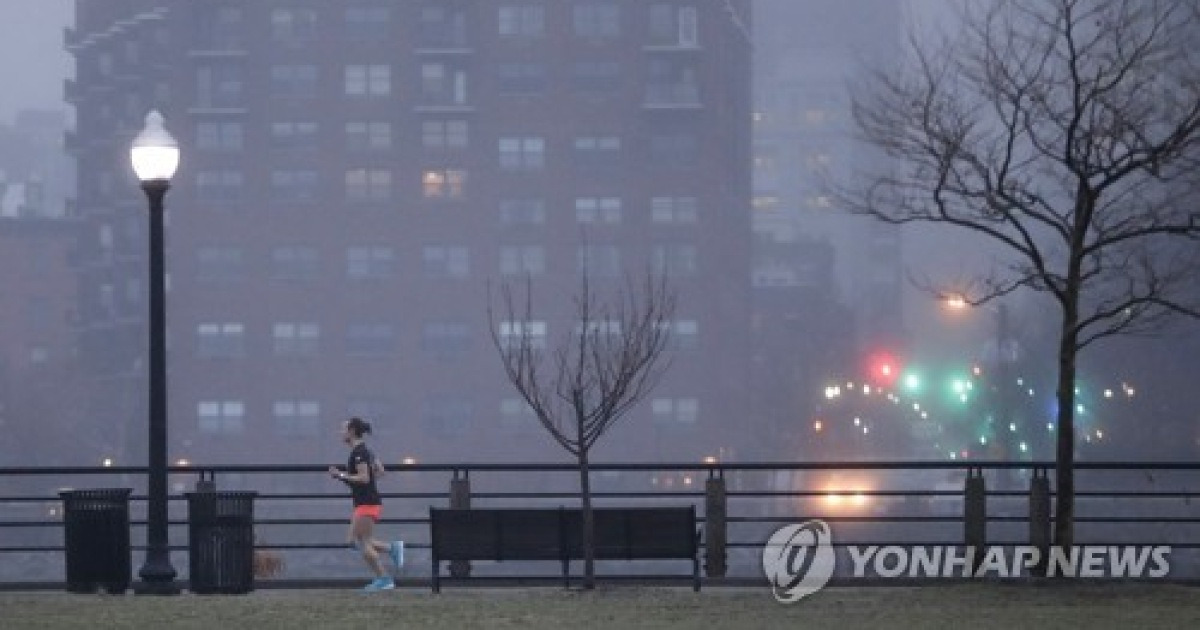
[66,1,752,470]
[749,0,905,458]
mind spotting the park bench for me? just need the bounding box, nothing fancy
[428,506,701,592]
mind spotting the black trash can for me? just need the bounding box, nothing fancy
[187,491,257,594]
[59,488,132,594]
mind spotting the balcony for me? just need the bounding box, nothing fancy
[643,84,702,110]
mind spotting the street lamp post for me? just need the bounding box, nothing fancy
[131,111,180,595]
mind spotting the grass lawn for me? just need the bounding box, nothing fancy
[1,583,1198,629]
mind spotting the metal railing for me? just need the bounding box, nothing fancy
[2,461,1199,588]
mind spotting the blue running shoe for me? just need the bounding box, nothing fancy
[363,577,395,592]
[390,541,405,572]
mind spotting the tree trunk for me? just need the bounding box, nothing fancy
[578,447,595,590]
[1053,310,1079,554]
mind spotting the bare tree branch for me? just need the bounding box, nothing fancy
[839,0,1200,550]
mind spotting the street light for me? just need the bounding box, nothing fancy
[131,110,180,595]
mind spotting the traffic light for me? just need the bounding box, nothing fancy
[867,351,900,387]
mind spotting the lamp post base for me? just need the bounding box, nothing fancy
[135,560,180,595]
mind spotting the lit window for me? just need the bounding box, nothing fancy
[652,398,699,424]
[272,322,320,356]
[499,137,545,171]
[575,197,622,224]
[651,196,698,224]
[345,64,391,96]
[272,400,320,436]
[345,169,392,202]
[423,169,467,199]
[497,320,547,350]
[197,322,245,358]
[198,401,245,435]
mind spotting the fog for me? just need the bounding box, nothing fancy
[0,0,1197,475]
[1,0,1199,586]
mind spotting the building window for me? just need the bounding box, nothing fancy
[577,244,621,277]
[422,120,469,150]
[422,322,472,356]
[196,122,243,151]
[650,196,698,224]
[497,320,547,350]
[652,397,699,424]
[498,4,545,37]
[499,137,545,171]
[196,322,245,358]
[196,246,244,283]
[345,64,391,96]
[197,6,243,50]
[576,319,622,339]
[575,197,622,224]
[345,7,391,42]
[270,7,317,46]
[420,63,468,106]
[658,319,700,350]
[647,59,700,106]
[272,400,320,437]
[423,398,474,437]
[347,247,395,280]
[198,401,245,435]
[345,169,393,202]
[270,121,319,151]
[500,246,546,276]
[422,169,466,199]
[573,2,621,38]
[270,64,318,99]
[573,136,621,168]
[271,246,320,281]
[497,62,547,94]
[196,64,244,108]
[346,122,393,152]
[500,398,538,433]
[271,170,320,202]
[421,245,469,278]
[572,61,621,93]
[419,5,467,48]
[653,244,698,277]
[346,323,396,357]
[648,4,699,46]
[273,322,320,356]
[195,170,244,202]
[499,199,546,226]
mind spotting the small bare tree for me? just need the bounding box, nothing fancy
[842,0,1200,551]
[488,269,675,589]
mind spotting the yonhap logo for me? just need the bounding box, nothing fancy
[762,521,1173,603]
[761,519,835,603]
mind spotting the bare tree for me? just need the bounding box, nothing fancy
[488,269,676,589]
[841,0,1200,550]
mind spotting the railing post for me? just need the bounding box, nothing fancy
[704,469,727,578]
[964,467,986,574]
[195,470,215,493]
[1028,467,1051,577]
[449,469,471,578]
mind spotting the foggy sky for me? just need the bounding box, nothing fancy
[0,1,73,124]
